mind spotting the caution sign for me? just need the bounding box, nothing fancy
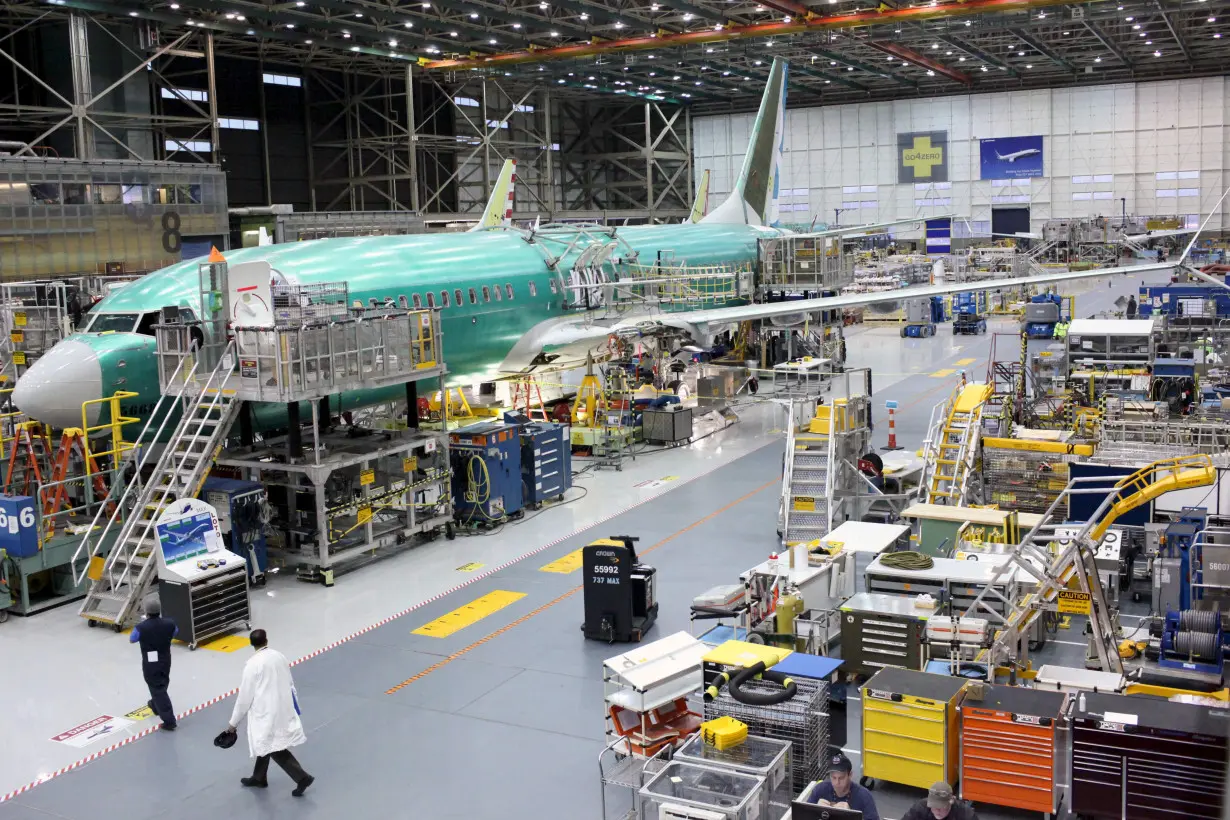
[792,496,816,512]
[13,311,26,327]
[356,507,372,525]
[10,332,22,344]
[360,469,375,486]
[1058,590,1092,615]
[455,562,484,572]
[12,352,25,366]
[239,358,258,378]
[403,456,417,472]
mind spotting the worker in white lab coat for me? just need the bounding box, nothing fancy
[227,629,315,796]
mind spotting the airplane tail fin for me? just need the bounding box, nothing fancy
[470,159,516,231]
[688,169,710,223]
[701,58,788,227]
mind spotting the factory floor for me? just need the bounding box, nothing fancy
[0,268,1170,819]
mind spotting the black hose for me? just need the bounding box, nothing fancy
[727,661,798,706]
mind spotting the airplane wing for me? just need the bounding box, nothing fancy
[532,261,1175,352]
[786,213,956,241]
[1124,228,1197,242]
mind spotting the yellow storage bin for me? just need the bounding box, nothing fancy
[701,716,748,750]
[862,667,968,791]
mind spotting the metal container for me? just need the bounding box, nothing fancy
[838,592,930,677]
[643,405,694,445]
[637,761,766,820]
[675,733,793,816]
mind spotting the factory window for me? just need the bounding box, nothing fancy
[1071,175,1093,184]
[511,103,535,113]
[455,289,464,306]
[219,118,259,131]
[165,139,212,154]
[1094,174,1113,183]
[426,292,436,309]
[486,119,509,130]
[412,293,422,308]
[453,96,480,107]
[914,182,951,190]
[263,73,302,87]
[990,179,1028,188]
[481,286,491,302]
[397,295,408,309]
[914,197,952,207]
[1178,187,1199,197]
[161,87,208,102]
[1157,171,1199,181]
[841,201,863,209]
[440,290,450,307]
[505,284,514,300]
[991,195,1029,204]
[528,282,538,297]
[468,287,477,304]
[1156,189,1177,198]
[1093,191,1113,200]
[492,284,502,301]
[1072,192,1092,201]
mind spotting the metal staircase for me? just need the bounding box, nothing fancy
[964,455,1216,675]
[75,343,241,629]
[921,381,992,505]
[780,407,837,546]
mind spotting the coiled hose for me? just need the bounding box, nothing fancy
[878,551,935,571]
[704,661,798,706]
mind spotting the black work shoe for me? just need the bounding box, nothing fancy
[292,775,315,797]
[240,778,268,788]
[160,723,177,731]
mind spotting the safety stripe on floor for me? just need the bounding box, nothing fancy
[411,590,527,638]
[0,437,775,805]
[539,548,585,573]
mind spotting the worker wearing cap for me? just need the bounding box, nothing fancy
[902,782,980,820]
[803,753,880,819]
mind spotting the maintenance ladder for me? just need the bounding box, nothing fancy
[75,342,242,629]
[964,455,1216,675]
[922,381,992,505]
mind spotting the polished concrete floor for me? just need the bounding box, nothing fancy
[0,268,1170,818]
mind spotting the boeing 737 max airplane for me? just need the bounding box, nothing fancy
[13,58,1177,431]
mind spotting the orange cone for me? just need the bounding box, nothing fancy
[207,246,226,263]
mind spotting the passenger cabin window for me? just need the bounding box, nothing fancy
[528,282,538,298]
[440,291,450,307]
[548,280,558,294]
[481,286,491,303]
[492,284,502,302]
[454,289,463,306]
[505,284,514,301]
[426,292,436,309]
[412,294,422,309]
[468,288,477,304]
[398,295,409,309]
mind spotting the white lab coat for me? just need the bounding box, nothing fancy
[229,648,306,758]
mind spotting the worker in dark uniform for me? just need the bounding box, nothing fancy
[804,753,880,819]
[902,782,980,820]
[130,597,178,730]
[1126,294,1137,319]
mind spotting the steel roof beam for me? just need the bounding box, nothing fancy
[1153,2,1193,64]
[807,46,918,88]
[1082,20,1134,67]
[933,34,1019,77]
[1009,27,1075,72]
[869,40,973,85]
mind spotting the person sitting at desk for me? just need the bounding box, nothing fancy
[901,782,980,820]
[804,753,880,819]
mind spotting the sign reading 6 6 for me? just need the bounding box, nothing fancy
[0,505,36,533]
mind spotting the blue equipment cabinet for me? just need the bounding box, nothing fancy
[200,477,268,584]
[450,422,524,524]
[0,495,39,558]
[503,414,572,508]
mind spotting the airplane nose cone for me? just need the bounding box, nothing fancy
[11,340,103,429]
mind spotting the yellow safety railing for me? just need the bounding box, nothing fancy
[80,391,141,475]
[1090,455,1216,542]
[411,309,438,369]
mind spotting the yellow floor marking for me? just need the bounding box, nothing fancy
[456,562,485,572]
[411,590,527,638]
[929,368,956,378]
[125,706,154,721]
[539,548,585,574]
[387,479,777,695]
[197,634,251,653]
[955,358,976,366]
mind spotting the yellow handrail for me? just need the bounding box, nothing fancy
[1089,455,1215,542]
[79,391,140,475]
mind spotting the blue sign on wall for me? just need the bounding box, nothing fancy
[980,135,1044,180]
[0,495,39,558]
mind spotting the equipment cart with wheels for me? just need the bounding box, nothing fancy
[861,667,968,791]
[958,683,1068,814]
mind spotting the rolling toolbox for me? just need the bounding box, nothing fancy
[838,592,930,677]
[861,667,967,791]
[958,683,1067,814]
[1071,692,1229,819]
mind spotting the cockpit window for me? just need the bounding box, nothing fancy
[85,312,139,333]
[135,312,159,337]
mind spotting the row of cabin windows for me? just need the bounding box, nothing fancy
[401,278,557,311]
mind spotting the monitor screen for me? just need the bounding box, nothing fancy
[790,802,863,820]
[157,511,219,564]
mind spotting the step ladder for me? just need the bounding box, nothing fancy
[922,381,991,505]
[41,428,111,539]
[76,344,241,630]
[780,402,841,546]
[510,375,549,421]
[964,455,1216,675]
[3,421,52,496]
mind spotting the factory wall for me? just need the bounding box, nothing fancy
[693,76,1230,234]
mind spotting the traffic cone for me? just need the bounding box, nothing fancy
[883,400,902,451]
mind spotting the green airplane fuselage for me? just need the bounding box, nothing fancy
[56,223,773,431]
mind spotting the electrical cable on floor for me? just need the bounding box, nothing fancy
[878,551,935,570]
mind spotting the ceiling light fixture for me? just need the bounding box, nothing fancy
[469,12,477,18]
[1094,56,1102,61]
[351,45,359,51]
[354,11,362,16]
[285,22,294,28]
[1153,49,1161,55]
[449,30,457,36]
[128,10,138,15]
[1208,16,1217,22]
[342,30,350,37]
[550,29,558,35]
[682,12,693,19]
[489,38,496,43]
[389,38,397,45]
[1025,63,1032,68]
[404,21,413,27]
[512,22,520,27]
[1216,32,1223,37]
[964,20,970,26]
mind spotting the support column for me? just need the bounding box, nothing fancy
[68,14,94,159]
[318,396,330,432]
[405,64,420,213]
[239,402,254,447]
[544,89,556,215]
[205,32,220,156]
[303,73,317,211]
[685,106,693,214]
[287,401,302,459]
[644,103,654,221]
[406,381,419,429]
[480,79,491,201]
[258,59,272,205]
